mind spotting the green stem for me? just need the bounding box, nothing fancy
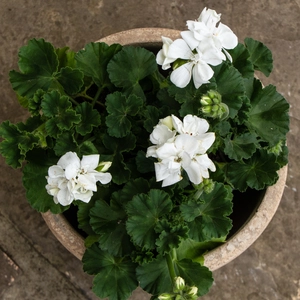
[92,86,104,107]
[165,249,177,285]
[69,97,80,106]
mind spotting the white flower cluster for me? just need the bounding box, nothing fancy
[146,115,216,187]
[46,152,112,206]
[156,7,238,88]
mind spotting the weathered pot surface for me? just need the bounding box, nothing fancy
[41,28,288,271]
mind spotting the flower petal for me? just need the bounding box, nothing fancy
[192,60,214,88]
[182,115,209,135]
[216,23,238,49]
[156,142,178,160]
[175,134,199,157]
[183,159,203,185]
[94,172,112,185]
[150,124,175,145]
[168,38,192,60]
[170,62,193,88]
[81,154,99,171]
[180,30,200,50]
[48,165,65,178]
[198,7,221,29]
[57,152,80,169]
[57,187,73,206]
[65,163,79,180]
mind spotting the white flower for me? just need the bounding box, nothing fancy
[167,38,215,88]
[171,114,215,152]
[181,7,238,62]
[147,115,216,187]
[46,152,112,206]
[156,36,178,70]
[146,116,176,158]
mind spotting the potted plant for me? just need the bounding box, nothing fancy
[0,7,289,300]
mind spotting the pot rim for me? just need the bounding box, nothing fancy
[41,28,288,270]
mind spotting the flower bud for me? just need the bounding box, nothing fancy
[187,286,198,296]
[200,95,213,106]
[174,276,185,292]
[96,161,112,172]
[160,116,174,130]
[158,293,175,300]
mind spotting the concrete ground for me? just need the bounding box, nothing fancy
[0,0,299,299]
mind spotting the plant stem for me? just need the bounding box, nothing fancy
[92,86,104,107]
[69,97,80,106]
[165,249,177,285]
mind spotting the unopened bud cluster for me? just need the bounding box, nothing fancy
[200,90,229,119]
[158,277,198,300]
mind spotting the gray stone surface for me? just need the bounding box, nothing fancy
[0,1,299,299]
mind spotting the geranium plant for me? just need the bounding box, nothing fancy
[0,7,289,300]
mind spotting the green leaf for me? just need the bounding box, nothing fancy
[22,154,67,213]
[227,42,254,78]
[105,92,144,138]
[156,221,189,255]
[226,149,280,191]
[176,238,225,264]
[137,256,173,296]
[168,81,213,117]
[224,132,258,161]
[244,37,273,77]
[137,255,213,297]
[77,198,97,235]
[213,63,245,118]
[175,258,213,296]
[102,133,136,184]
[90,199,134,256]
[83,244,138,300]
[143,105,160,132]
[0,120,40,168]
[75,42,122,87]
[118,177,150,203]
[9,38,84,97]
[135,150,155,174]
[180,183,233,242]
[55,47,77,69]
[9,39,58,97]
[107,46,157,98]
[75,102,101,135]
[53,131,78,156]
[41,90,81,137]
[55,66,84,95]
[126,189,173,249]
[78,140,98,155]
[247,84,290,146]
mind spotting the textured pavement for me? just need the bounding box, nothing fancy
[0,1,300,299]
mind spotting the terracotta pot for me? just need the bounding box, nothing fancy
[41,28,288,271]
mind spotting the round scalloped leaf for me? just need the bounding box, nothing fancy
[180,182,233,242]
[105,92,143,138]
[226,149,280,192]
[244,37,273,77]
[82,244,138,300]
[126,189,173,249]
[75,102,101,136]
[212,63,245,118]
[107,46,157,98]
[89,199,134,257]
[224,132,258,161]
[75,42,122,87]
[247,84,290,147]
[9,39,84,97]
[22,158,68,213]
